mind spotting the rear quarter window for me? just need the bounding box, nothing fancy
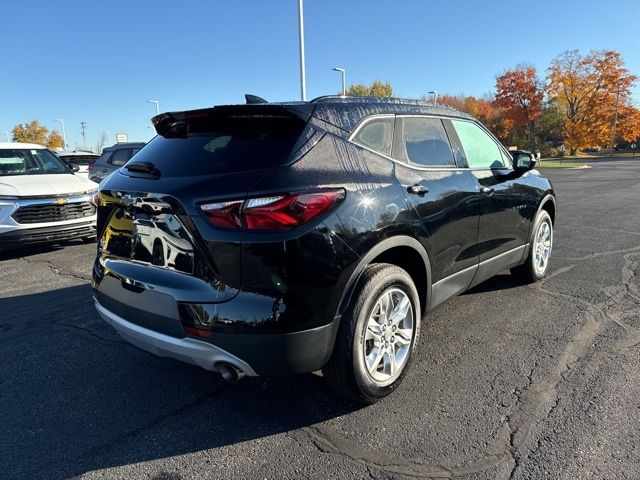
[352,117,394,156]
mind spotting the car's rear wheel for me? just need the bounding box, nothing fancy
[323,263,420,403]
[511,210,553,283]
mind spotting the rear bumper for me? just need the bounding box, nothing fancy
[94,295,340,376]
[0,221,96,249]
[95,300,258,375]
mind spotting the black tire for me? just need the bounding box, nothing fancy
[323,263,421,403]
[511,210,553,284]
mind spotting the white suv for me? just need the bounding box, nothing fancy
[0,142,98,250]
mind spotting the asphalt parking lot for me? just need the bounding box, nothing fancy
[2,159,640,480]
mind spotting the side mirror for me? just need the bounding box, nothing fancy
[71,164,80,173]
[512,150,536,171]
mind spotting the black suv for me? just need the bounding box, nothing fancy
[92,96,555,403]
[89,142,145,183]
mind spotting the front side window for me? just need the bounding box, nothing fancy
[451,120,508,169]
[401,117,455,167]
[0,149,70,176]
[352,117,394,156]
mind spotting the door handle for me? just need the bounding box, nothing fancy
[407,185,429,196]
[480,186,495,195]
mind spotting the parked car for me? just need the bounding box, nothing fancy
[88,142,145,183]
[56,150,100,180]
[92,96,556,403]
[0,142,97,249]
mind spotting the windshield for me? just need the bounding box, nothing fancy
[0,148,72,176]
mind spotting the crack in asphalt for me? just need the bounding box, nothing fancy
[21,256,92,282]
[504,248,640,478]
[302,424,508,479]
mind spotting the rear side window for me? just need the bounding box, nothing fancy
[401,117,454,167]
[451,120,507,169]
[109,148,131,166]
[130,116,306,176]
[352,117,394,156]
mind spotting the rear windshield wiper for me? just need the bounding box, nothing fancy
[125,161,161,178]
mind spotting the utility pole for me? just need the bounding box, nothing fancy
[610,84,620,154]
[80,121,87,151]
[298,0,306,101]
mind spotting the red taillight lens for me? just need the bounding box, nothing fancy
[88,163,94,172]
[200,200,244,229]
[200,189,345,231]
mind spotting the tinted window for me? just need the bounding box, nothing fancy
[59,155,98,166]
[401,117,454,167]
[97,151,112,165]
[129,117,305,176]
[109,148,131,166]
[452,120,507,169]
[0,149,70,176]
[352,117,393,156]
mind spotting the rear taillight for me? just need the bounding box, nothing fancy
[200,189,345,231]
[88,163,94,172]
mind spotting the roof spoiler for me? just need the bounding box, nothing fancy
[152,104,316,138]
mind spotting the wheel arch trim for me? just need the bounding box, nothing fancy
[336,235,432,318]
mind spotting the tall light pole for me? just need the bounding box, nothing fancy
[333,67,346,95]
[298,0,307,101]
[80,121,87,150]
[427,91,438,103]
[54,119,67,149]
[147,99,160,115]
[0,131,9,142]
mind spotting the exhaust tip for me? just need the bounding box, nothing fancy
[217,363,245,383]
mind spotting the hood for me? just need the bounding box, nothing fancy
[0,173,96,197]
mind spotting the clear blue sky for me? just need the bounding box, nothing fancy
[2,0,639,149]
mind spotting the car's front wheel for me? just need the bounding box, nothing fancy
[323,263,420,403]
[511,209,553,283]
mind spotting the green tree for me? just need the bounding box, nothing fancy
[345,80,393,97]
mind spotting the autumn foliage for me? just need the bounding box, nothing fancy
[12,121,65,150]
[495,65,544,152]
[547,50,640,154]
[437,49,640,155]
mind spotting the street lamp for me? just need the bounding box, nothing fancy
[0,131,9,142]
[147,99,160,115]
[332,67,346,95]
[54,119,67,149]
[427,91,438,103]
[298,0,306,101]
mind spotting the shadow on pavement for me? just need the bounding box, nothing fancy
[0,285,360,480]
[464,273,522,294]
[0,241,87,261]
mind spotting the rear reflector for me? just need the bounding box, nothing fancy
[201,189,345,231]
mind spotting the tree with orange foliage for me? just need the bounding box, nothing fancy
[495,64,544,153]
[436,94,512,142]
[547,50,638,154]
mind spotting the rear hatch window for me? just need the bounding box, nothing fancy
[61,155,98,166]
[127,108,309,177]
